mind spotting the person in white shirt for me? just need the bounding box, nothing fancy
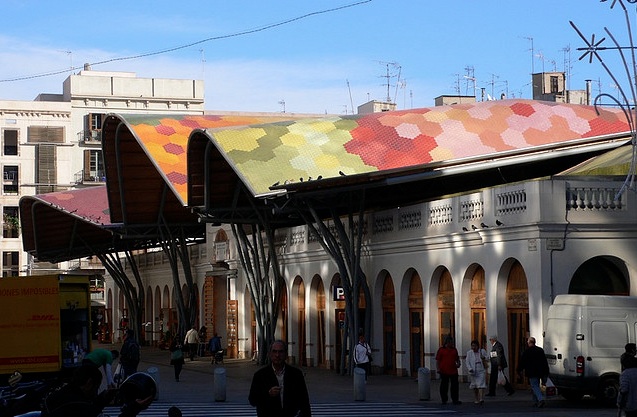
[353,334,372,380]
[184,326,200,361]
[466,340,488,404]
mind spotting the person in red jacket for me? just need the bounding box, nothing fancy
[436,336,462,405]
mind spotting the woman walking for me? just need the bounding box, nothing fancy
[169,338,185,382]
[466,340,488,405]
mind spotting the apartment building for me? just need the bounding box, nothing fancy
[0,68,204,276]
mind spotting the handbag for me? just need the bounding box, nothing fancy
[542,376,557,397]
[497,370,507,385]
[171,348,184,361]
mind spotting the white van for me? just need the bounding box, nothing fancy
[543,294,637,405]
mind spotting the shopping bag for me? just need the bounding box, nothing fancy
[543,377,557,397]
[497,370,507,385]
[113,363,124,386]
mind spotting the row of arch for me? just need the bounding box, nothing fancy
[105,255,629,382]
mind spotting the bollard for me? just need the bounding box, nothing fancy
[214,367,227,402]
[418,367,430,400]
[353,367,366,401]
[146,367,160,400]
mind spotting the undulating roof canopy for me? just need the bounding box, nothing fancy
[20,186,116,261]
[557,144,636,177]
[20,99,633,261]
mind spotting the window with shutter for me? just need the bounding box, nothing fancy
[36,144,56,193]
[27,126,64,143]
[2,251,19,277]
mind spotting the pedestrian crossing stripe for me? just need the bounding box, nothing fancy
[102,401,456,416]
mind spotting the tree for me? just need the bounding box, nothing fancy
[159,226,199,340]
[296,191,372,375]
[232,221,285,365]
[97,250,145,344]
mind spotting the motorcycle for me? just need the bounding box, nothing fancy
[0,372,56,417]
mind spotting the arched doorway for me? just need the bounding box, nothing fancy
[382,274,396,374]
[470,266,487,349]
[408,271,424,374]
[506,260,529,388]
[570,256,629,295]
[438,268,455,347]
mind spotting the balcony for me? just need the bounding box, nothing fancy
[78,129,102,145]
[74,170,106,185]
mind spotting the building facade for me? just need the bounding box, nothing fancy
[0,69,204,276]
[110,171,636,387]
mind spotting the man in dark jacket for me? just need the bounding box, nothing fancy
[486,335,515,397]
[517,337,550,407]
[249,340,311,417]
[119,329,141,379]
[621,343,637,371]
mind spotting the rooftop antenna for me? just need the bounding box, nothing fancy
[453,73,461,95]
[393,64,402,104]
[377,61,400,103]
[346,79,354,114]
[199,49,206,79]
[397,78,407,108]
[562,45,572,90]
[488,73,500,99]
[463,66,475,96]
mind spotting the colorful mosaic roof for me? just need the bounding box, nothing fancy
[119,114,296,204]
[120,99,630,201]
[558,144,635,176]
[34,185,111,225]
[204,99,630,195]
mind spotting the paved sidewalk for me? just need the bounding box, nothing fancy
[110,345,616,416]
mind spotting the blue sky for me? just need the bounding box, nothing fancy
[0,0,634,114]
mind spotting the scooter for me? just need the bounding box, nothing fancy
[0,372,55,417]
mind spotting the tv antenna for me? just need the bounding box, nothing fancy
[463,66,476,96]
[377,61,400,103]
[199,49,206,78]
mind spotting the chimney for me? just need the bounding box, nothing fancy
[585,79,592,105]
